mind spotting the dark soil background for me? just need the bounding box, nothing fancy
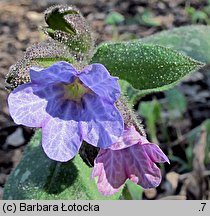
[0,0,210,200]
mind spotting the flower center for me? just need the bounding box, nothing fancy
[64,78,90,102]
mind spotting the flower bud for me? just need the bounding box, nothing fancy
[43,5,94,55]
[6,40,74,90]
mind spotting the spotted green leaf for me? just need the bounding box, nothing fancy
[91,41,203,91]
[142,25,210,64]
[3,130,121,200]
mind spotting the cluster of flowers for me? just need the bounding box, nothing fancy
[8,61,169,195]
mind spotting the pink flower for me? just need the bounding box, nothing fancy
[91,126,169,196]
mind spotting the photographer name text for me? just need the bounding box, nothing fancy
[2,202,100,213]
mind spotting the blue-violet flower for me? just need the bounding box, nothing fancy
[92,126,169,196]
[8,61,124,162]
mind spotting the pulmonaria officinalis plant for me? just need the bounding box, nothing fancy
[4,5,207,200]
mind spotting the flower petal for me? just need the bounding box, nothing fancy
[143,143,170,164]
[42,117,82,162]
[91,150,126,196]
[78,64,121,103]
[80,93,124,148]
[92,143,169,196]
[91,150,125,196]
[30,61,77,85]
[127,144,166,188]
[8,83,48,127]
[109,126,147,150]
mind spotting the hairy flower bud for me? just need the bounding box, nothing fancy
[6,5,95,91]
[5,40,74,90]
[43,5,94,55]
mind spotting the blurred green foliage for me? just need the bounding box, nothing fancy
[122,180,144,200]
[105,11,125,25]
[139,99,161,143]
[136,9,161,27]
[138,88,210,173]
[185,1,210,24]
[165,89,187,118]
